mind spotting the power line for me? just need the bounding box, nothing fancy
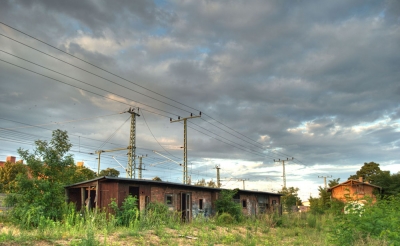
[0,23,300,161]
[0,22,306,164]
[140,109,181,161]
[0,21,199,113]
[0,51,179,117]
[0,34,194,115]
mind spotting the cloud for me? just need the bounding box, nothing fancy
[1,0,399,201]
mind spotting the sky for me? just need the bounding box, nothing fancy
[0,0,399,201]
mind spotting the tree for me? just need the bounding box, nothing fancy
[207,179,217,188]
[328,178,341,187]
[152,176,162,181]
[99,167,120,177]
[194,178,206,186]
[71,166,96,183]
[349,162,383,183]
[280,187,302,211]
[6,129,76,227]
[0,161,27,193]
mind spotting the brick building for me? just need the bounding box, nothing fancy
[65,176,282,221]
[327,177,382,203]
[0,156,23,168]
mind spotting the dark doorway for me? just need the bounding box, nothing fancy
[128,186,140,208]
[181,193,191,222]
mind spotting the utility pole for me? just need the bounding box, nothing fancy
[318,175,332,189]
[238,179,249,190]
[273,157,294,189]
[137,154,147,179]
[214,165,221,188]
[170,113,201,184]
[127,107,140,179]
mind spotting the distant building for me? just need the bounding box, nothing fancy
[65,176,282,221]
[327,177,381,203]
[0,156,23,168]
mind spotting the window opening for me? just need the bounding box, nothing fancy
[242,199,247,208]
[165,194,173,206]
[199,199,203,210]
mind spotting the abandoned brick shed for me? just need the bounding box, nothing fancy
[65,176,282,221]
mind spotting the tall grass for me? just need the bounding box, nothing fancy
[0,196,397,245]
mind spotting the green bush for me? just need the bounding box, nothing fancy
[215,189,242,222]
[329,195,400,245]
[141,202,179,228]
[217,212,234,225]
[109,195,139,227]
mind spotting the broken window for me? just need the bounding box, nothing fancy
[165,194,173,206]
[199,199,203,210]
[272,200,277,205]
[242,199,247,208]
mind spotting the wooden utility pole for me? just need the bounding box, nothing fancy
[170,113,201,184]
[318,175,332,189]
[238,179,249,189]
[273,157,294,189]
[214,165,221,188]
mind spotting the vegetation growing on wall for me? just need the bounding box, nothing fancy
[215,189,242,221]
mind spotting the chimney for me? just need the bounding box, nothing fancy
[77,161,84,167]
[6,156,16,163]
[359,177,363,183]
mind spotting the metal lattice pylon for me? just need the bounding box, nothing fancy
[127,108,140,178]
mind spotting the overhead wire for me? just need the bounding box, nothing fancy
[0,111,123,131]
[0,22,306,168]
[96,115,130,151]
[0,51,178,117]
[140,109,181,161]
[0,33,194,115]
[0,24,298,161]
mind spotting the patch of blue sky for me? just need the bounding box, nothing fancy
[196,47,210,54]
[62,18,93,36]
[154,0,169,8]
[149,26,168,36]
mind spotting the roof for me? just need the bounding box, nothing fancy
[327,179,382,192]
[65,176,282,196]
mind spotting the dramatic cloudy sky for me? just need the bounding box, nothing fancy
[0,0,399,200]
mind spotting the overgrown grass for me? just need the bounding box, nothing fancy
[0,196,398,245]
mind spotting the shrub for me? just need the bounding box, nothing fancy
[217,212,234,225]
[215,189,242,221]
[329,195,400,245]
[109,195,139,227]
[141,202,179,228]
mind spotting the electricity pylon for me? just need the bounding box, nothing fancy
[127,107,140,179]
[170,113,201,184]
[274,157,294,188]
